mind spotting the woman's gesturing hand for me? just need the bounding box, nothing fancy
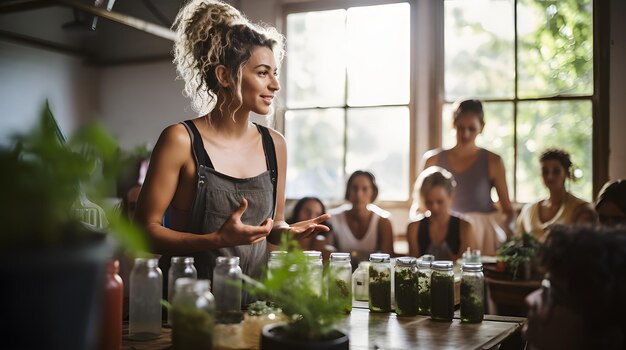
[216,198,273,247]
[281,214,332,239]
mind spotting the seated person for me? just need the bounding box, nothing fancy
[524,224,626,349]
[516,148,595,243]
[287,197,336,260]
[327,170,394,264]
[595,179,626,226]
[407,166,477,261]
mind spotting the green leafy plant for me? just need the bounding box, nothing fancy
[0,101,147,252]
[241,235,348,341]
[496,232,539,280]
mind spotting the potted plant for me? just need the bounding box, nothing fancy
[0,102,147,350]
[495,232,540,280]
[242,236,349,350]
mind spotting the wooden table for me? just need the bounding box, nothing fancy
[123,302,525,350]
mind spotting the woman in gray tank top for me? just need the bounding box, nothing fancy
[134,0,330,304]
[422,99,514,255]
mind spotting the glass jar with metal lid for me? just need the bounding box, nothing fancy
[304,250,323,296]
[417,259,433,315]
[394,257,418,316]
[368,253,392,312]
[328,252,352,313]
[461,263,484,323]
[430,260,455,321]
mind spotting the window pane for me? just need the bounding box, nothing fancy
[346,3,410,106]
[285,109,345,199]
[286,10,347,108]
[346,107,410,201]
[516,101,592,202]
[442,102,514,201]
[517,0,593,97]
[444,0,515,100]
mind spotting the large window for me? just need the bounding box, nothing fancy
[283,2,411,201]
[443,0,594,202]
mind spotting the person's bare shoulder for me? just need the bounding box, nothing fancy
[266,126,286,153]
[422,148,443,169]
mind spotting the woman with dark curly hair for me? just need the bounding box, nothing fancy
[516,148,595,242]
[134,0,329,301]
[524,224,626,349]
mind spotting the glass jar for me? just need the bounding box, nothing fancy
[368,253,392,312]
[129,258,162,340]
[168,257,197,325]
[417,260,432,316]
[352,261,370,301]
[430,261,455,322]
[328,252,352,313]
[267,250,287,279]
[213,256,243,324]
[171,278,215,350]
[304,250,323,296]
[394,257,418,316]
[461,263,484,323]
[420,254,435,263]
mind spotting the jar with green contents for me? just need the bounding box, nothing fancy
[368,253,391,312]
[394,257,418,316]
[430,261,454,322]
[417,259,432,315]
[328,252,352,313]
[461,263,484,323]
[171,278,215,350]
[267,250,287,280]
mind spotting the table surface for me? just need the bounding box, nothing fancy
[123,302,525,350]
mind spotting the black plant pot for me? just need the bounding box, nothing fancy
[0,233,113,350]
[261,323,349,350]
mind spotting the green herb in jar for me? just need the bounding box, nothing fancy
[330,278,352,313]
[369,266,391,312]
[430,273,454,321]
[394,269,418,316]
[460,281,484,323]
[418,271,431,316]
[172,306,214,350]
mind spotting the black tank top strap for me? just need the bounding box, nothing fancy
[417,216,431,257]
[446,216,461,255]
[254,123,278,218]
[181,120,214,169]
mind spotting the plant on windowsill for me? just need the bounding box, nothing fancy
[0,102,147,350]
[242,235,349,350]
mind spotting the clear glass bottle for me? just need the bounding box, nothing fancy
[417,259,433,316]
[328,252,352,313]
[171,278,215,349]
[213,256,243,324]
[430,260,455,322]
[267,250,287,279]
[394,257,418,316]
[352,261,370,301]
[304,250,323,296]
[368,253,392,312]
[129,258,162,340]
[167,257,197,325]
[461,263,484,323]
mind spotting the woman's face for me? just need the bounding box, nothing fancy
[596,200,626,226]
[240,46,280,115]
[541,159,567,192]
[454,113,483,146]
[422,186,452,217]
[347,175,375,206]
[297,200,323,222]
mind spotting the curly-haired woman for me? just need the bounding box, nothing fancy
[515,149,595,242]
[134,0,329,300]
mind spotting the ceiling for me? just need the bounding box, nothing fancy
[0,0,193,66]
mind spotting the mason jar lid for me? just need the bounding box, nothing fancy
[269,251,288,260]
[134,258,158,268]
[216,256,240,266]
[396,256,417,266]
[418,260,432,269]
[171,256,194,264]
[304,250,322,260]
[421,254,435,262]
[431,261,453,271]
[369,253,391,263]
[330,252,351,262]
[462,263,483,272]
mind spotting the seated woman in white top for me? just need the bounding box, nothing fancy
[327,171,394,264]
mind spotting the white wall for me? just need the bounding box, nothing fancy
[609,0,626,180]
[98,61,193,150]
[0,41,99,143]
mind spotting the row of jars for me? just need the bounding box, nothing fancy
[355,253,484,323]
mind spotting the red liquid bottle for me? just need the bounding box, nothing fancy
[99,259,123,350]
